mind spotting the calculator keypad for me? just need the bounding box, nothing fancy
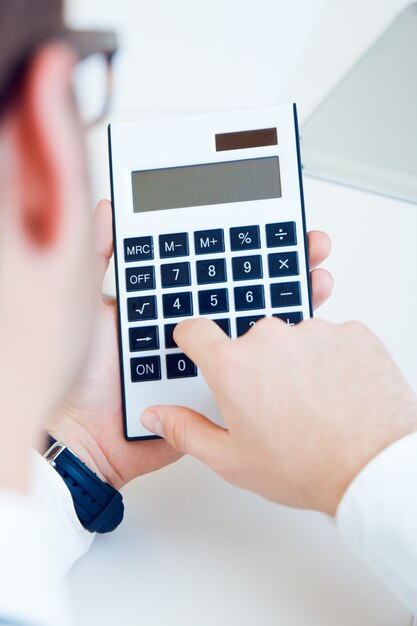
[126,221,305,383]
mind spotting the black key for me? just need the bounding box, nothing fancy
[127,296,157,322]
[126,266,155,292]
[159,232,189,258]
[273,312,304,325]
[164,323,178,349]
[194,229,224,255]
[232,255,263,281]
[166,353,197,379]
[162,292,193,318]
[270,282,302,308]
[268,252,299,278]
[196,258,227,284]
[230,225,260,251]
[234,285,265,311]
[236,315,265,337]
[131,356,161,383]
[198,288,229,315]
[266,222,297,248]
[124,236,153,262]
[161,262,191,288]
[129,326,159,352]
[213,318,231,337]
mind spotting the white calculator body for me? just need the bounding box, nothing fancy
[109,105,312,440]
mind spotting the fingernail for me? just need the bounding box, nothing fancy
[141,409,163,437]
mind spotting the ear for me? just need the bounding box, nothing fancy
[14,43,86,247]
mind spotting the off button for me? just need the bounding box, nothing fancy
[126,266,156,291]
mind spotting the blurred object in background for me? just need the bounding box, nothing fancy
[301,3,417,204]
[66,0,326,118]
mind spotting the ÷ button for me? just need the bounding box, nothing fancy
[266,222,297,248]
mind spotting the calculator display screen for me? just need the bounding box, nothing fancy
[132,156,281,213]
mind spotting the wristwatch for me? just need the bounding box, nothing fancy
[43,436,124,534]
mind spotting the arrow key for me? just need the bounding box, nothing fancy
[129,325,159,352]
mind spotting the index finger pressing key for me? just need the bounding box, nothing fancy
[173,317,231,379]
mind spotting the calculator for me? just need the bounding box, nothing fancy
[108,104,312,440]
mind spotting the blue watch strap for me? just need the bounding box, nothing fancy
[45,438,124,534]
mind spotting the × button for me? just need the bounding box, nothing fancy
[268,251,299,278]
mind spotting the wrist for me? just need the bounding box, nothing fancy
[48,412,122,489]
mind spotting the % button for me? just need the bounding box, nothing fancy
[230,225,260,251]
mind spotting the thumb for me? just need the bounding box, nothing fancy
[93,199,114,289]
[141,405,229,467]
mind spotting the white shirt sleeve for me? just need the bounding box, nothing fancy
[337,431,417,614]
[0,452,94,626]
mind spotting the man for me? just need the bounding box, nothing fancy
[1,1,415,625]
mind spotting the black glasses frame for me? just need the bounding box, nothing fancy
[0,28,118,128]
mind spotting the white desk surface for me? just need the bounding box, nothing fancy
[67,1,416,624]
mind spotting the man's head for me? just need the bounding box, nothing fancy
[0,1,116,444]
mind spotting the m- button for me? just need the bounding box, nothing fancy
[124,236,153,262]
[159,233,189,259]
[126,266,156,292]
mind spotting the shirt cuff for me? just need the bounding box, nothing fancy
[337,431,417,613]
[0,452,94,626]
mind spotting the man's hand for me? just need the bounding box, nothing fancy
[48,201,180,489]
[49,200,333,490]
[141,318,417,516]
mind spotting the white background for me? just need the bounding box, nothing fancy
[66,1,417,624]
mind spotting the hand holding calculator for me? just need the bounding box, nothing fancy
[109,105,312,439]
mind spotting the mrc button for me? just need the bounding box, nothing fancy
[124,236,153,262]
[126,266,155,292]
